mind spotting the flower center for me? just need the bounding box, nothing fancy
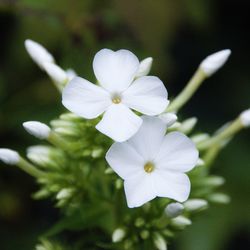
[144,162,155,173]
[112,95,121,104]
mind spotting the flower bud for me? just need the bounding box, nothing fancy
[0,148,19,165]
[178,117,197,134]
[112,228,126,243]
[56,188,74,200]
[23,121,51,139]
[43,62,68,85]
[199,49,231,77]
[184,199,208,212]
[153,233,167,250]
[239,109,250,127]
[25,39,54,69]
[171,216,192,228]
[165,202,184,218]
[159,113,177,127]
[136,57,153,77]
[191,133,210,144]
[208,193,230,204]
[66,69,77,81]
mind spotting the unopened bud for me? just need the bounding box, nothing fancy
[239,109,250,127]
[23,121,51,139]
[43,62,68,85]
[136,57,153,77]
[191,133,210,144]
[153,233,167,250]
[208,193,230,204]
[66,69,77,81]
[184,199,208,212]
[200,49,231,77]
[0,148,19,165]
[165,202,184,218]
[178,117,197,134]
[112,228,126,243]
[171,216,192,228]
[25,39,54,69]
[56,188,74,200]
[159,113,177,127]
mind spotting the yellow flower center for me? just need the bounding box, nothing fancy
[112,95,121,104]
[144,162,155,173]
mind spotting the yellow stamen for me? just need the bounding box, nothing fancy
[112,94,121,104]
[144,162,155,173]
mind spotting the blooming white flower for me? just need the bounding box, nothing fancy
[239,108,250,127]
[0,148,20,165]
[25,39,55,69]
[199,49,231,76]
[62,49,169,142]
[23,121,51,139]
[106,116,199,208]
[135,57,153,78]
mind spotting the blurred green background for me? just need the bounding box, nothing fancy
[0,0,249,249]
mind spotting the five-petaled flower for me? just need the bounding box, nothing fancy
[106,116,199,208]
[62,49,169,142]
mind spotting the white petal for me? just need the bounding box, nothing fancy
[122,76,169,115]
[155,132,198,172]
[105,142,144,179]
[93,49,139,92]
[25,39,55,69]
[128,116,166,160]
[62,77,112,119]
[159,113,177,127]
[96,104,142,142]
[135,57,153,77]
[153,170,191,202]
[124,172,156,208]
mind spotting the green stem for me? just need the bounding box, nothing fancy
[198,118,243,150]
[167,68,207,112]
[47,132,71,151]
[18,158,45,178]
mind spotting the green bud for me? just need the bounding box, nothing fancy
[153,233,167,250]
[191,133,210,144]
[112,228,126,243]
[115,179,123,189]
[208,193,230,204]
[135,217,145,227]
[140,230,150,239]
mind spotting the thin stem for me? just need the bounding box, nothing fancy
[167,68,207,112]
[18,158,45,178]
[198,118,243,150]
[47,132,71,151]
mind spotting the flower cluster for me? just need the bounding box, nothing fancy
[0,40,249,250]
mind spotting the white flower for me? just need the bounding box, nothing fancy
[62,49,169,142]
[106,116,199,208]
[239,109,250,127]
[25,39,55,69]
[23,121,51,139]
[0,148,20,165]
[199,49,231,76]
[135,57,153,78]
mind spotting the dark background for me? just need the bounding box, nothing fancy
[0,0,249,249]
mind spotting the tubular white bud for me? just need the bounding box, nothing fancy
[191,133,210,144]
[171,216,192,228]
[197,158,205,166]
[66,69,77,81]
[178,117,197,134]
[56,188,74,200]
[159,113,177,127]
[184,199,208,212]
[239,109,250,127]
[0,148,20,165]
[23,121,51,139]
[112,228,126,243]
[135,57,153,77]
[153,233,167,250]
[27,146,54,167]
[199,49,231,77]
[208,193,231,204]
[43,62,68,85]
[165,202,184,218]
[25,39,55,69]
